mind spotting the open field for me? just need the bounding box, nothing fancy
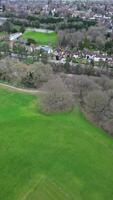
[0,88,113,200]
[22,31,57,46]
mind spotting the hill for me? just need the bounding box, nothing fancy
[0,88,113,200]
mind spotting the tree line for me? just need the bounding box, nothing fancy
[0,58,113,136]
[57,26,113,54]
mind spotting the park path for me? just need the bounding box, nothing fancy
[0,82,41,94]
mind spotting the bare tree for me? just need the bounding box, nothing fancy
[57,30,84,49]
[0,58,29,83]
[22,62,53,88]
[94,76,113,91]
[104,120,113,136]
[84,90,109,121]
[65,75,99,104]
[87,26,106,43]
[39,78,74,113]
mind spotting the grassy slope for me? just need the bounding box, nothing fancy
[22,31,57,46]
[0,89,113,200]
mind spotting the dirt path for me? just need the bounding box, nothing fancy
[0,83,41,94]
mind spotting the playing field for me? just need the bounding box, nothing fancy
[22,31,57,46]
[0,88,113,200]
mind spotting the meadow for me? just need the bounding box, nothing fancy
[22,31,57,46]
[0,88,113,200]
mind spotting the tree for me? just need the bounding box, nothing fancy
[87,26,106,50]
[82,36,90,49]
[57,30,84,49]
[105,40,113,55]
[0,58,28,83]
[13,43,27,60]
[95,76,113,91]
[41,52,48,64]
[22,62,53,88]
[0,41,10,56]
[104,120,113,136]
[20,25,25,33]
[84,90,108,121]
[3,21,12,34]
[27,38,36,45]
[65,75,99,104]
[65,56,70,73]
[87,26,106,43]
[39,78,74,113]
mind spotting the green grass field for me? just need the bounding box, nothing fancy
[0,88,113,200]
[22,31,57,46]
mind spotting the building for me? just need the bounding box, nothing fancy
[9,32,22,41]
[35,45,53,54]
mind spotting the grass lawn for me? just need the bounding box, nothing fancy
[0,88,113,200]
[22,31,57,46]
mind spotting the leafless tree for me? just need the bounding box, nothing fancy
[0,58,29,83]
[22,62,53,88]
[87,26,106,43]
[84,90,109,121]
[39,78,74,113]
[65,75,99,104]
[58,30,84,49]
[94,76,113,91]
[104,120,113,136]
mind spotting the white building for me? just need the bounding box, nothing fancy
[9,32,22,41]
[35,45,53,54]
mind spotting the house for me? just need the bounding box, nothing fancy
[9,33,22,41]
[35,45,53,54]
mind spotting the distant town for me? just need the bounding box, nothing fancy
[1,0,113,70]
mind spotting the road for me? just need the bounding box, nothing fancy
[0,82,41,94]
